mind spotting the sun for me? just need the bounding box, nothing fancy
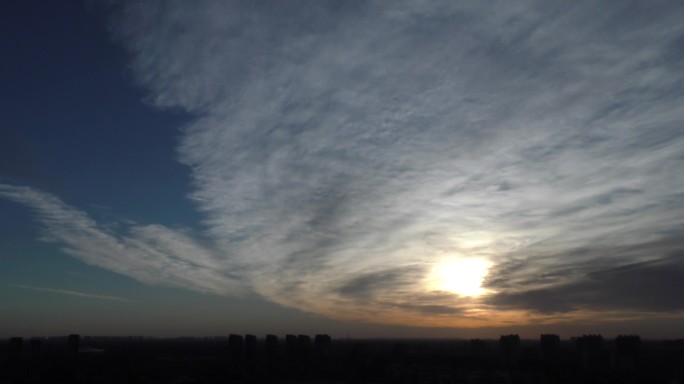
[430,258,492,297]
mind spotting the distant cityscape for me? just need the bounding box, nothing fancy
[2,333,683,383]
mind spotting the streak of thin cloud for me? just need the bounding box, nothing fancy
[9,284,136,303]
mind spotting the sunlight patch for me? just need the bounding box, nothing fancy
[429,258,492,297]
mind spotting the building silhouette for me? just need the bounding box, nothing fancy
[4,332,684,383]
[540,334,561,361]
[8,337,23,361]
[314,334,332,362]
[265,334,279,362]
[67,334,80,357]
[228,334,243,368]
[575,334,605,371]
[285,334,297,361]
[615,334,641,355]
[315,334,331,349]
[244,334,257,360]
[614,334,641,373]
[499,334,520,367]
[297,334,311,362]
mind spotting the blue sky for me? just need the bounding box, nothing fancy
[2,1,684,338]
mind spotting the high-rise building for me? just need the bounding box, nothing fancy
[297,334,311,362]
[314,334,332,360]
[228,334,244,366]
[265,334,279,362]
[575,334,605,371]
[285,334,297,361]
[499,334,520,367]
[614,335,641,373]
[67,334,80,356]
[8,337,23,360]
[540,334,561,360]
[615,335,641,355]
[244,334,257,362]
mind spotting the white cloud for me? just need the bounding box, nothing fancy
[3,1,684,326]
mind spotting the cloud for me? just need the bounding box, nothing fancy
[3,1,684,327]
[0,184,242,296]
[487,259,684,314]
[485,236,684,313]
[336,267,423,300]
[9,284,136,303]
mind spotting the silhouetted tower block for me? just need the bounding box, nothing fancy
[540,334,561,360]
[615,335,641,355]
[266,334,279,361]
[499,334,520,367]
[68,334,80,356]
[229,334,244,366]
[314,334,332,360]
[29,338,42,359]
[297,334,311,362]
[614,335,641,373]
[8,337,23,361]
[244,334,257,363]
[576,334,604,371]
[576,334,603,352]
[576,334,603,349]
[470,338,487,357]
[285,334,298,361]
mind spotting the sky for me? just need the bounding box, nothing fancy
[1,1,684,339]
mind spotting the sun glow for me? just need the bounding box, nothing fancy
[430,258,492,297]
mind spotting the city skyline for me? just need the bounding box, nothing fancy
[2,1,684,338]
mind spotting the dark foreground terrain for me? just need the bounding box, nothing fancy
[1,334,683,383]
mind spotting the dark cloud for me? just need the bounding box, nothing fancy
[550,188,643,217]
[392,303,463,315]
[486,236,684,313]
[336,266,422,300]
[387,291,468,316]
[488,260,684,313]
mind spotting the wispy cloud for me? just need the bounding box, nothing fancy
[2,1,684,327]
[9,284,136,303]
[0,184,242,297]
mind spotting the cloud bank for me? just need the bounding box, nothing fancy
[3,1,684,327]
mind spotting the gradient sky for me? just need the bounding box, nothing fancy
[2,1,684,339]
